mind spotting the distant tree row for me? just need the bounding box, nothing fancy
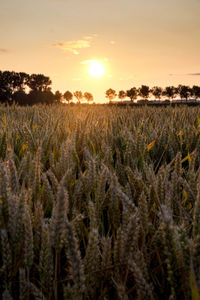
[0,70,94,105]
[105,85,200,102]
[63,91,94,104]
[1,70,200,105]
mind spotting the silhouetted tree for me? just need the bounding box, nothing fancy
[27,90,55,105]
[0,70,57,105]
[105,88,117,102]
[2,71,15,92]
[12,90,28,105]
[11,72,29,92]
[126,87,138,102]
[27,74,52,92]
[0,71,12,103]
[163,86,177,101]
[42,90,55,104]
[139,85,150,100]
[18,72,30,91]
[118,90,126,101]
[84,92,94,103]
[74,91,83,103]
[151,86,163,100]
[0,71,29,103]
[192,85,200,100]
[54,90,62,103]
[178,85,192,101]
[2,69,200,107]
[64,91,73,104]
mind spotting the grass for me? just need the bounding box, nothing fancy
[0,104,200,299]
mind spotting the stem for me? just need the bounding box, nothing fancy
[27,268,30,300]
[54,250,59,300]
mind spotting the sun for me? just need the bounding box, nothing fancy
[88,60,105,78]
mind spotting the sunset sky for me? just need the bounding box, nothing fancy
[1,0,200,102]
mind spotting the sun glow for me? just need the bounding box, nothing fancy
[88,60,105,78]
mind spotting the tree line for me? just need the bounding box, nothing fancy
[106,85,200,102]
[1,70,200,105]
[0,71,93,105]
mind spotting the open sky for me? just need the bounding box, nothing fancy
[0,0,200,102]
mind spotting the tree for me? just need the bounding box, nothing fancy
[151,86,163,100]
[192,85,200,100]
[139,85,150,100]
[18,72,30,91]
[0,70,56,105]
[0,71,24,103]
[163,86,177,101]
[27,90,55,105]
[11,72,29,92]
[27,74,52,92]
[105,88,117,102]
[74,91,83,103]
[54,90,62,103]
[84,92,94,103]
[12,90,28,105]
[118,90,126,102]
[126,87,138,102]
[63,91,73,104]
[0,71,12,103]
[178,85,192,101]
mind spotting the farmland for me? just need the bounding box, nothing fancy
[0,104,200,299]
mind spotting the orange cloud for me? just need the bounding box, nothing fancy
[53,39,91,55]
[0,48,8,53]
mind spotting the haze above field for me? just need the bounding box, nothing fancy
[0,0,200,102]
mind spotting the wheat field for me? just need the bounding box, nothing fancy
[0,104,200,299]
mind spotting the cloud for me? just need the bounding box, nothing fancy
[53,39,91,55]
[188,73,200,76]
[52,34,98,55]
[0,48,8,53]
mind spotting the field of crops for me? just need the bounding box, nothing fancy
[0,104,200,299]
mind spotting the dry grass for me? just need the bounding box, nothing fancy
[0,104,200,299]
